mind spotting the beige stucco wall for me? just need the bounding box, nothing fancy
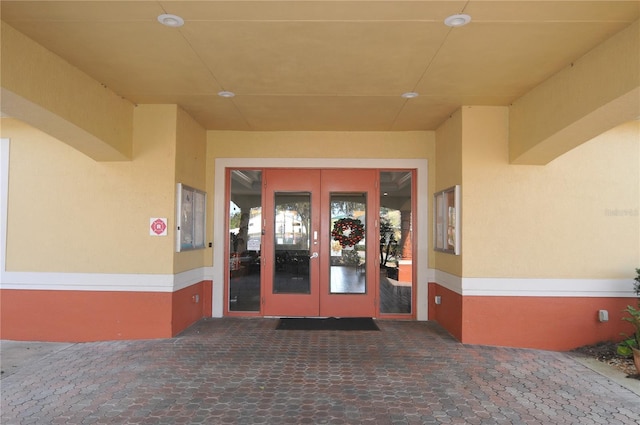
[462,106,639,279]
[434,109,463,276]
[174,107,209,272]
[207,131,434,159]
[3,104,636,281]
[1,22,133,161]
[509,20,640,165]
[2,105,179,274]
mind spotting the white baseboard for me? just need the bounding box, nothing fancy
[432,269,636,298]
[0,268,210,293]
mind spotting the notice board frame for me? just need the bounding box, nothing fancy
[433,185,460,255]
[176,183,206,252]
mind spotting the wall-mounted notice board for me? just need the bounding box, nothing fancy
[434,185,460,255]
[176,183,206,252]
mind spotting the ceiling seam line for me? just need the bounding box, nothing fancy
[173,20,254,130]
[390,0,471,130]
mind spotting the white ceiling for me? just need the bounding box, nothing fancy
[2,1,638,131]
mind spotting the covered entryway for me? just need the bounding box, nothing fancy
[214,158,428,321]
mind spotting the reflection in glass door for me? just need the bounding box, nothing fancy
[329,194,367,294]
[273,192,311,294]
[227,170,262,312]
[379,170,413,315]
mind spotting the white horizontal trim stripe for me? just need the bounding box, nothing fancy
[2,268,634,299]
[172,268,209,292]
[0,271,174,292]
[203,266,215,281]
[0,268,210,293]
[463,277,636,297]
[433,269,462,295]
[431,270,636,298]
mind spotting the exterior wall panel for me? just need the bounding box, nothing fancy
[171,280,212,335]
[428,283,463,342]
[462,295,635,351]
[0,289,172,342]
[0,280,212,342]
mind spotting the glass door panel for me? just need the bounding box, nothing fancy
[228,170,262,312]
[379,170,413,315]
[329,193,367,294]
[273,192,311,294]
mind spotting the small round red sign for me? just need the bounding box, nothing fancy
[151,218,167,235]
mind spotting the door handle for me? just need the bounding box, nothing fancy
[310,252,319,259]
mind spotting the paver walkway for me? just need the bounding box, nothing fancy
[2,318,640,424]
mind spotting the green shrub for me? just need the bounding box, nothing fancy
[617,268,640,357]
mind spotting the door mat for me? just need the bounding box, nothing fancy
[276,317,379,331]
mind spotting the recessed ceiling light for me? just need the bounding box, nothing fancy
[401,92,419,99]
[444,14,471,27]
[218,91,236,98]
[157,14,184,27]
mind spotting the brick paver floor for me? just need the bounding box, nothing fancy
[2,318,640,424]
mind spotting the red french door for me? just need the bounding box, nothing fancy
[262,169,321,316]
[262,169,378,317]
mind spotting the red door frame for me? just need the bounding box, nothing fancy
[317,169,378,318]
[262,169,321,316]
[262,168,378,317]
[223,167,417,319]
